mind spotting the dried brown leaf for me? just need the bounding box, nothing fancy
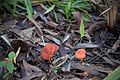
[19,72,43,80]
[111,36,120,52]
[74,43,99,49]
[22,60,32,76]
[43,29,59,36]
[62,33,71,43]
[1,34,12,48]
[30,18,44,43]
[102,57,116,66]
[46,21,58,28]
[72,12,82,25]
[44,35,61,45]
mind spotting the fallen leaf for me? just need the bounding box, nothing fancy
[72,12,82,25]
[74,43,99,49]
[52,37,61,45]
[71,61,111,75]
[43,29,59,36]
[58,45,68,56]
[30,18,44,43]
[44,35,61,45]
[1,34,12,48]
[62,33,71,43]
[9,27,35,41]
[22,60,42,78]
[62,62,71,72]
[102,57,116,66]
[68,78,81,80]
[52,55,69,68]
[111,36,120,52]
[33,11,48,22]
[46,21,58,28]
[74,71,89,77]
[21,27,35,39]
[22,60,32,76]
[19,72,43,80]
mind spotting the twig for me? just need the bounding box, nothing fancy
[14,47,21,64]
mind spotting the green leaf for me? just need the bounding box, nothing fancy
[104,66,120,80]
[81,13,90,22]
[79,19,85,38]
[8,51,15,61]
[3,3,16,16]
[65,1,71,19]
[6,62,15,74]
[0,61,7,67]
[44,5,55,14]
[74,2,90,9]
[24,0,33,20]
[10,0,17,12]
[3,72,9,78]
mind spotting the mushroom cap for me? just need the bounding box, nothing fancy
[75,49,86,60]
[40,43,59,60]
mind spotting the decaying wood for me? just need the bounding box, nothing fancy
[106,0,118,31]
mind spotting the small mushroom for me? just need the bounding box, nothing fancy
[40,43,59,60]
[75,49,86,61]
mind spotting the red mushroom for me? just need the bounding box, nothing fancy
[75,49,86,61]
[40,43,59,60]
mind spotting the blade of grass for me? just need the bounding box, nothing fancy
[65,1,71,20]
[53,10,58,22]
[3,3,16,16]
[24,0,33,20]
[10,0,17,13]
[104,66,120,80]
[79,19,85,38]
[44,5,55,14]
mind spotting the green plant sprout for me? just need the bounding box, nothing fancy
[24,0,33,20]
[0,51,16,78]
[43,0,92,22]
[79,19,85,38]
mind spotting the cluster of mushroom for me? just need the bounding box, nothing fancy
[40,43,86,61]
